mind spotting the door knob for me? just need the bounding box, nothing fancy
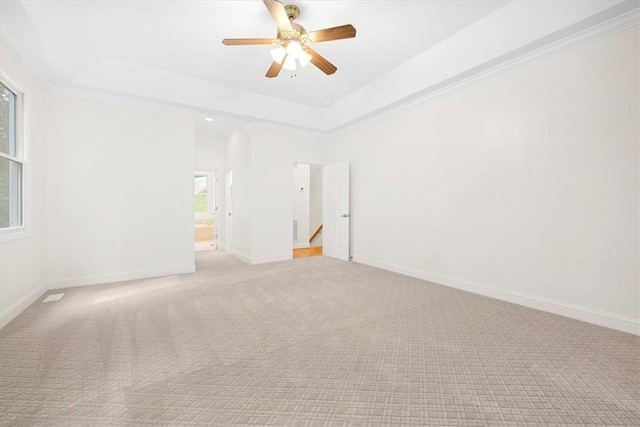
[341,213,350,218]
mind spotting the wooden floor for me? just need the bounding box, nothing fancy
[293,246,323,259]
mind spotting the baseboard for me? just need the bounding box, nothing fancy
[47,265,196,290]
[352,255,640,336]
[0,282,48,329]
[251,253,292,265]
[293,243,311,249]
[231,249,252,264]
[229,249,291,265]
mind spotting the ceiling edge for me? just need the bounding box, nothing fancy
[6,2,637,138]
[0,40,49,91]
[329,4,640,135]
[49,84,196,116]
[49,83,331,136]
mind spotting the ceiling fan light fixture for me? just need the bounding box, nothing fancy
[298,50,312,67]
[221,1,356,78]
[283,55,297,70]
[283,40,310,68]
[270,46,287,64]
[286,40,303,56]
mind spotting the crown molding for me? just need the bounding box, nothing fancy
[48,84,197,116]
[10,3,637,137]
[0,40,50,91]
[50,83,331,136]
[329,6,640,135]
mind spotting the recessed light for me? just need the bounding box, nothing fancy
[205,117,214,122]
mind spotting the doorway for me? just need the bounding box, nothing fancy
[292,163,323,259]
[194,171,216,251]
[322,161,350,261]
[224,170,233,251]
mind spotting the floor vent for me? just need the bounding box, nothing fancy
[43,293,65,302]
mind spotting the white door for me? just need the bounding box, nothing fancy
[224,170,233,251]
[323,161,350,261]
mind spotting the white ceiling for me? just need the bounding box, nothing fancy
[7,0,508,107]
[1,0,637,134]
[195,112,241,139]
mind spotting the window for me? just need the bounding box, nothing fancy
[194,174,208,214]
[0,80,23,230]
[194,171,216,223]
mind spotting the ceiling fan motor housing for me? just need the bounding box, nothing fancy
[285,5,300,21]
[277,23,309,45]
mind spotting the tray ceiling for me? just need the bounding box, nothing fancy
[1,0,637,132]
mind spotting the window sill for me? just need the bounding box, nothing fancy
[1,226,31,244]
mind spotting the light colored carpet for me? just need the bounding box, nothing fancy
[1,251,638,425]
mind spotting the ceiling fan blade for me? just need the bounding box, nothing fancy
[263,0,292,32]
[305,47,337,75]
[307,24,356,43]
[222,38,275,46]
[266,58,285,78]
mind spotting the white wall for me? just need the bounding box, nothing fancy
[309,165,323,247]
[327,27,639,334]
[293,163,310,249]
[0,43,48,327]
[46,95,196,288]
[225,125,252,261]
[2,22,636,337]
[223,124,327,264]
[249,124,328,264]
[195,135,225,172]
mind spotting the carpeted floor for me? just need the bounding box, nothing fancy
[1,251,638,425]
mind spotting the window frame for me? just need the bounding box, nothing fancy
[0,72,29,243]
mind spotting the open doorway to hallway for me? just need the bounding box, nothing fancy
[194,171,217,252]
[293,163,323,259]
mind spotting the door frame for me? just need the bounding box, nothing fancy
[224,170,233,251]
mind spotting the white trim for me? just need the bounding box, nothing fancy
[229,250,292,265]
[0,282,47,329]
[47,265,196,290]
[0,41,50,90]
[51,84,322,135]
[231,249,251,264]
[48,84,195,116]
[19,10,638,136]
[293,243,310,250]
[0,152,21,163]
[333,10,640,135]
[0,226,31,242]
[352,255,640,336]
[213,169,223,249]
[250,253,292,265]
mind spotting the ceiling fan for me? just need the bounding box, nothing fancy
[222,0,356,78]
